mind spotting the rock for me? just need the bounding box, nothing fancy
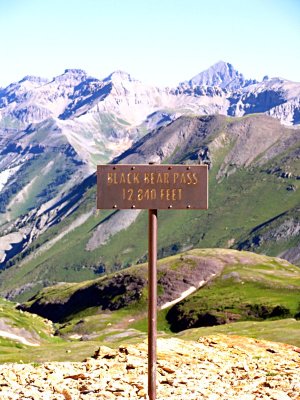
[0,336,299,399]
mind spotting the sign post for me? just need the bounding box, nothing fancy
[97,164,208,400]
[148,208,157,399]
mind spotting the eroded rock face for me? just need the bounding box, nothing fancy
[236,209,300,265]
[0,336,299,399]
[86,210,141,251]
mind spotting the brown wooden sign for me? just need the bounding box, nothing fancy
[97,164,208,210]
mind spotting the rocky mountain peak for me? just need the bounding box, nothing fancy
[19,75,49,85]
[186,60,257,90]
[52,69,88,84]
[104,70,135,83]
[1,75,47,96]
[63,68,87,76]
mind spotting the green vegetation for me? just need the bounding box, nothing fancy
[167,280,299,327]
[0,297,53,339]
[0,296,65,363]
[0,338,100,364]
[1,249,300,363]
[1,318,299,364]
[19,250,300,340]
[100,250,300,338]
[236,206,300,258]
[3,148,299,301]
[1,114,299,301]
[177,318,300,347]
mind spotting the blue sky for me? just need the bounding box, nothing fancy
[0,0,299,87]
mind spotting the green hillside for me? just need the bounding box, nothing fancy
[21,249,300,336]
[177,318,300,346]
[1,249,300,363]
[0,296,61,363]
[165,254,300,332]
[0,114,299,301]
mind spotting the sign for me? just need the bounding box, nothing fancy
[96,162,208,400]
[97,164,208,210]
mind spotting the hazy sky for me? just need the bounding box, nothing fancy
[0,0,299,87]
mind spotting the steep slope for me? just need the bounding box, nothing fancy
[1,114,299,301]
[165,251,300,332]
[236,207,300,265]
[0,118,89,223]
[229,77,300,124]
[1,62,300,230]
[18,249,300,341]
[19,248,224,322]
[0,66,230,226]
[0,170,96,270]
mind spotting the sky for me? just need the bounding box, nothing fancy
[0,0,299,88]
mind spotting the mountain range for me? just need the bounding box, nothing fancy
[0,61,299,301]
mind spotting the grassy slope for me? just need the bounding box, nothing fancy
[1,115,299,301]
[128,251,300,333]
[163,257,300,332]
[3,152,299,302]
[177,319,300,347]
[0,120,81,222]
[236,206,300,257]
[0,296,63,363]
[0,297,52,338]
[1,249,300,363]
[21,249,300,337]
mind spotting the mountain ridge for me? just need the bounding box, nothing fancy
[0,113,299,301]
[0,62,300,295]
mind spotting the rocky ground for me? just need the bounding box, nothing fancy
[0,335,299,400]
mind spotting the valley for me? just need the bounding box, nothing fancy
[0,61,299,369]
[0,113,299,302]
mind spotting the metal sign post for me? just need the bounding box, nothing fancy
[148,208,157,399]
[97,164,208,400]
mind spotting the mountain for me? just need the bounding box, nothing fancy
[228,77,300,124]
[182,60,257,90]
[0,62,300,290]
[0,296,53,348]
[1,63,299,225]
[0,65,232,227]
[0,113,299,301]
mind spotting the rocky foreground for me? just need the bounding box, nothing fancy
[0,335,299,400]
